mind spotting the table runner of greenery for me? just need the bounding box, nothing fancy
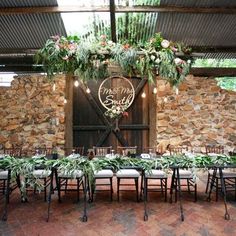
[1,154,236,201]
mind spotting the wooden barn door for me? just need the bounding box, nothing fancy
[73,77,149,154]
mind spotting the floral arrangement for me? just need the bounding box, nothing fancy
[35,35,80,79]
[104,103,129,119]
[36,33,192,87]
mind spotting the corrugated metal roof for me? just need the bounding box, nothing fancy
[203,53,236,60]
[155,0,236,59]
[116,0,159,6]
[0,0,58,8]
[0,13,66,51]
[156,13,236,47]
[116,12,158,44]
[0,0,235,71]
[160,0,236,7]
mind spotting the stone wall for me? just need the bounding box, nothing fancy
[156,75,236,152]
[1,73,235,154]
[0,74,66,154]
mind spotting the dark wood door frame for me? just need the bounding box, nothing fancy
[74,78,148,147]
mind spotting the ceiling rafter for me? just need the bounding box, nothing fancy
[0,5,236,15]
[1,65,236,77]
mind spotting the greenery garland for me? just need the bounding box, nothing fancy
[35,33,192,87]
[1,154,236,200]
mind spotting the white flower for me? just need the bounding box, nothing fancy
[150,55,156,61]
[187,59,191,64]
[55,45,60,51]
[174,58,182,65]
[107,40,114,46]
[62,55,69,61]
[155,58,161,64]
[161,39,170,48]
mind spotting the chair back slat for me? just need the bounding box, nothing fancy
[93,146,112,156]
[205,145,224,154]
[117,146,137,156]
[169,146,188,155]
[3,148,22,157]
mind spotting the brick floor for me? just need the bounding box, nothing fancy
[0,172,236,236]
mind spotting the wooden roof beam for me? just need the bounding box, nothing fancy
[191,46,236,53]
[0,5,236,15]
[190,68,236,77]
[1,65,236,78]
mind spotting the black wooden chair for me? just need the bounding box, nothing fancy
[61,146,85,195]
[25,148,52,201]
[140,148,167,202]
[205,145,224,195]
[169,146,197,202]
[57,169,84,203]
[0,166,19,221]
[1,148,22,195]
[90,146,114,201]
[116,146,140,201]
[205,145,236,201]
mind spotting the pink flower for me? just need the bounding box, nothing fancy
[68,43,77,53]
[100,35,106,40]
[123,44,130,49]
[170,46,178,52]
[100,41,107,46]
[123,112,129,117]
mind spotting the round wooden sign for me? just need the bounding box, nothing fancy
[98,76,135,111]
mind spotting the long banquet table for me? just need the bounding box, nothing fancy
[1,154,236,222]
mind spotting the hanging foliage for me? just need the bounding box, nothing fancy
[35,33,191,87]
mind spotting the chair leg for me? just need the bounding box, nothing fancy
[187,179,191,193]
[58,178,61,203]
[169,171,175,203]
[44,178,47,202]
[194,183,197,202]
[161,179,164,195]
[110,177,113,201]
[6,179,10,204]
[77,178,80,202]
[235,178,236,201]
[65,179,68,194]
[135,178,139,202]
[3,180,5,195]
[216,178,219,202]
[91,179,96,202]
[145,178,148,202]
[205,172,211,193]
[164,178,167,202]
[117,178,120,202]
[140,173,144,198]
[175,179,178,203]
